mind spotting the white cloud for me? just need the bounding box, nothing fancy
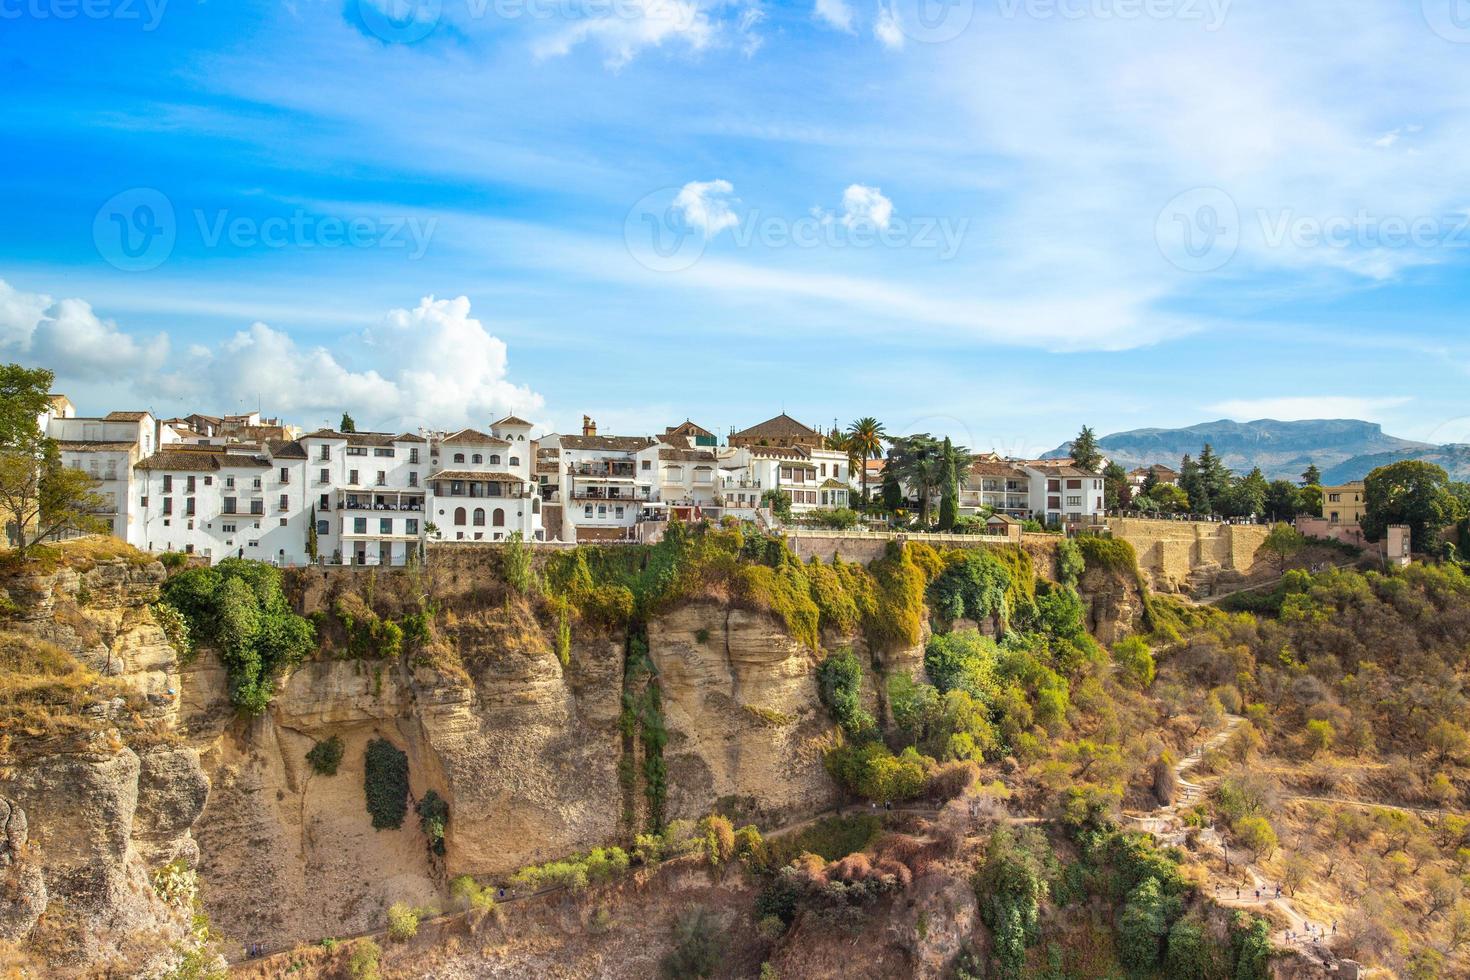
[532,0,712,71]
[813,0,855,32]
[166,295,544,432]
[673,179,741,236]
[873,1,903,48]
[1205,395,1412,422]
[0,280,168,381]
[1372,130,1400,148]
[839,183,893,229]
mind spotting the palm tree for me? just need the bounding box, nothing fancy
[845,417,886,508]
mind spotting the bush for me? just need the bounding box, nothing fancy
[816,648,873,736]
[386,902,419,942]
[348,939,381,980]
[1111,636,1155,689]
[449,875,497,913]
[307,735,344,776]
[416,789,450,855]
[364,738,409,831]
[923,629,999,703]
[660,908,726,979]
[699,814,735,867]
[151,600,193,662]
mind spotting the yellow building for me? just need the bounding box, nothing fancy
[1321,481,1367,525]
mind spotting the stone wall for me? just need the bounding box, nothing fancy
[1109,517,1270,594]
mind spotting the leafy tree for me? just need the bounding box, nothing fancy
[1103,460,1129,510]
[1197,443,1232,505]
[1233,815,1278,860]
[1219,467,1267,519]
[1070,425,1103,473]
[888,434,970,528]
[1119,877,1175,971]
[1362,459,1461,548]
[0,364,55,448]
[306,735,344,775]
[1264,480,1302,521]
[845,417,886,507]
[1257,522,1305,572]
[759,489,792,522]
[364,737,410,830]
[974,826,1055,979]
[881,469,903,513]
[924,629,999,703]
[1151,483,1191,514]
[816,648,873,736]
[1304,719,1333,757]
[340,412,357,433]
[1178,454,1206,514]
[1301,463,1321,486]
[501,531,533,594]
[1112,635,1155,689]
[1298,483,1323,516]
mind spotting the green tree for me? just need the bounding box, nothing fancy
[1070,425,1102,473]
[1264,480,1302,521]
[1197,444,1232,511]
[306,505,319,561]
[1119,877,1174,971]
[1257,522,1305,572]
[759,489,792,523]
[1103,460,1129,511]
[0,364,55,448]
[1112,635,1156,689]
[938,437,959,531]
[1178,454,1207,514]
[1151,483,1190,514]
[1362,459,1461,548]
[1218,467,1267,519]
[1301,463,1321,486]
[340,412,357,433]
[845,417,886,508]
[1299,483,1323,516]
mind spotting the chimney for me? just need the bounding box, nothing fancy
[582,415,597,437]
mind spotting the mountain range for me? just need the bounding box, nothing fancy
[1044,418,1470,483]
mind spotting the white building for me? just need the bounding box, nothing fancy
[298,429,428,566]
[959,459,1032,520]
[552,419,657,542]
[426,423,543,542]
[48,410,156,542]
[1021,462,1105,529]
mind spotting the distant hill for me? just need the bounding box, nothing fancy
[1044,418,1460,482]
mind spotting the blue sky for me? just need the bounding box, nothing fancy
[3,0,1470,452]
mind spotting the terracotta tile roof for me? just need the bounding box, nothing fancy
[56,440,136,453]
[559,435,656,452]
[104,410,150,421]
[136,451,222,472]
[819,478,849,490]
[969,461,1028,478]
[268,439,308,459]
[427,469,527,482]
[1025,463,1095,478]
[665,419,715,439]
[491,414,534,428]
[301,429,426,445]
[658,448,717,462]
[748,445,811,460]
[731,413,819,440]
[438,428,510,447]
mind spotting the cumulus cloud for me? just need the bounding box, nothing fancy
[1206,395,1412,422]
[839,183,894,229]
[873,1,903,48]
[814,0,855,32]
[532,0,712,71]
[167,295,544,432]
[673,179,741,236]
[0,280,168,381]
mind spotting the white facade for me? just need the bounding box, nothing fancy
[1022,464,1105,528]
[553,431,657,542]
[426,424,543,542]
[47,411,155,543]
[298,430,428,566]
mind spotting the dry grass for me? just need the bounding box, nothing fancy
[0,535,154,580]
[0,631,129,742]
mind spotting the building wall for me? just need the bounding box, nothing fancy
[1109,517,1271,592]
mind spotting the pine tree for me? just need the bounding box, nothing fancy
[306,505,319,561]
[1178,454,1207,514]
[1197,444,1231,511]
[1071,425,1102,473]
[340,412,357,433]
[938,437,958,531]
[1301,463,1321,487]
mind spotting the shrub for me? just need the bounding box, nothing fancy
[1111,635,1155,689]
[660,908,726,979]
[825,742,929,803]
[348,939,381,980]
[816,648,873,736]
[699,814,735,867]
[364,738,409,831]
[1232,815,1278,860]
[386,902,419,941]
[416,789,450,855]
[449,875,496,913]
[923,629,999,703]
[306,735,344,776]
[152,601,193,662]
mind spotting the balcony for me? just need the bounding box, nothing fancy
[570,486,652,502]
[568,462,636,480]
[337,491,425,512]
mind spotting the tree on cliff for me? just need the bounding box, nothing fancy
[938,436,959,532]
[1362,459,1461,549]
[0,363,107,555]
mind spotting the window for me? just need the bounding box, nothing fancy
[454,453,465,464]
[473,508,485,526]
[584,505,593,517]
[319,493,329,510]
[346,446,368,456]
[374,448,394,457]
[222,523,236,533]
[319,446,331,460]
[349,469,359,484]
[316,520,328,536]
[472,454,482,464]
[279,518,288,527]
[492,508,506,527]
[280,467,289,483]
[614,506,624,519]
[223,497,237,514]
[354,517,367,533]
[454,507,467,525]
[597,505,607,517]
[1328,492,1340,502]
[409,448,419,464]
[489,454,501,465]
[642,460,651,470]
[1066,495,1082,507]
[319,468,329,484]
[162,475,173,492]
[278,494,289,512]
[162,497,173,515]
[184,498,195,516]
[202,475,211,485]
[380,518,392,534]
[509,456,519,467]
[252,477,262,489]
[1065,479,1082,490]
[406,519,418,535]
[250,500,263,515]
[225,476,235,489]
[376,471,386,485]
[408,472,418,487]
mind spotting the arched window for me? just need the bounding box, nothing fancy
[509,456,520,467]
[492,508,505,527]
[473,508,486,527]
[454,507,467,525]
[453,453,465,463]
[489,454,501,465]
[472,453,483,464]
[531,497,541,514]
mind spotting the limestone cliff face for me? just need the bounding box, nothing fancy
[1077,564,1147,646]
[0,557,208,976]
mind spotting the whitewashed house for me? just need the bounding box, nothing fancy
[426,426,543,542]
[553,418,656,542]
[48,410,156,543]
[299,429,428,566]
